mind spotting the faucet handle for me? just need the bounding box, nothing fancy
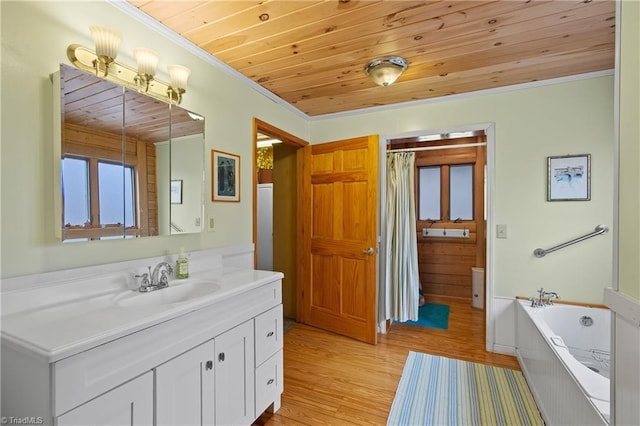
[135,272,150,285]
[159,270,171,285]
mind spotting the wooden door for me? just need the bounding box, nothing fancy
[298,135,379,344]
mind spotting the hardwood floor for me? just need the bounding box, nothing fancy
[256,296,519,425]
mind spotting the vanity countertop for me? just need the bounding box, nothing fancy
[1,267,283,363]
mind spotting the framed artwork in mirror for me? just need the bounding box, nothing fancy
[171,180,183,204]
[547,154,590,201]
[212,150,240,202]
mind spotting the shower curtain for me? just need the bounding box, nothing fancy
[385,151,420,322]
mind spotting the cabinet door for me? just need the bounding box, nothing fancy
[156,340,215,426]
[214,320,255,426]
[57,371,152,426]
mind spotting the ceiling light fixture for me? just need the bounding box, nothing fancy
[364,56,408,87]
[67,25,190,104]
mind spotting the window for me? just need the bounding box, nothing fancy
[418,164,474,222]
[449,164,473,220]
[418,166,441,220]
[62,156,137,241]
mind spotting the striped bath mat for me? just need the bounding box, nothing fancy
[387,352,543,425]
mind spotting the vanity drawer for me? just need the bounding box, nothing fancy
[255,349,283,417]
[254,304,283,366]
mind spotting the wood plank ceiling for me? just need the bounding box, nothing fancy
[61,65,204,143]
[128,0,615,117]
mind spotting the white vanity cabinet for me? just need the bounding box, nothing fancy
[254,304,284,417]
[1,266,284,426]
[156,340,215,426]
[57,372,153,426]
[156,319,256,426]
[213,320,255,425]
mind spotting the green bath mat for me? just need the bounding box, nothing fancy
[401,303,450,330]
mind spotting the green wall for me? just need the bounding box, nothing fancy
[0,1,308,278]
[1,1,619,308]
[310,77,615,303]
[618,0,640,301]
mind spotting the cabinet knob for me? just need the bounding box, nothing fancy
[266,331,274,338]
[218,352,225,362]
[267,378,274,385]
[205,360,213,370]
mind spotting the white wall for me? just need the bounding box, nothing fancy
[310,77,615,303]
[0,1,308,278]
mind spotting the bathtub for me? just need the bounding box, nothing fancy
[515,299,610,425]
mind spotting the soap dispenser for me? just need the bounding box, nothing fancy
[176,248,189,279]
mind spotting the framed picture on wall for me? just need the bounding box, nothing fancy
[170,180,183,204]
[547,154,591,201]
[212,150,240,202]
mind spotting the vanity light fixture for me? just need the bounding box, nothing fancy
[168,65,191,105]
[133,47,160,93]
[364,56,408,86]
[67,25,190,104]
[89,25,121,76]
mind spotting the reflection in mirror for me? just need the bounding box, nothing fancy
[59,64,204,241]
[169,107,205,235]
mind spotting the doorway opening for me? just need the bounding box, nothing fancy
[252,119,307,325]
[380,123,495,350]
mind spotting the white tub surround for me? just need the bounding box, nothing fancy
[1,245,284,426]
[516,299,610,425]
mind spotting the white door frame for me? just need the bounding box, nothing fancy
[378,122,497,352]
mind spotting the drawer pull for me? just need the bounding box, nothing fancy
[266,331,274,338]
[267,378,274,385]
[218,352,225,362]
[205,361,213,370]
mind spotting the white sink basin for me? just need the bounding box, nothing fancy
[115,280,221,307]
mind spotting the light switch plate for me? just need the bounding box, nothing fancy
[497,224,507,239]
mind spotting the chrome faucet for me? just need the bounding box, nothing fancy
[530,288,559,307]
[135,262,174,292]
[544,291,559,305]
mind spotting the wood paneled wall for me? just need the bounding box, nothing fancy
[389,136,486,302]
[414,140,485,302]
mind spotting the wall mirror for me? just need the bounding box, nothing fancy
[57,64,204,242]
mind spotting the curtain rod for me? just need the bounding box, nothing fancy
[387,142,487,153]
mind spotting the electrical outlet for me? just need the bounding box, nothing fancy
[208,215,215,231]
[195,217,201,227]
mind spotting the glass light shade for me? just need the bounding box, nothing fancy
[89,25,121,61]
[168,64,191,91]
[133,48,160,77]
[364,56,408,86]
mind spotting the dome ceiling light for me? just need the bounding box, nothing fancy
[364,56,408,87]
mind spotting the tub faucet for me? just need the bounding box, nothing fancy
[544,291,559,305]
[531,288,557,307]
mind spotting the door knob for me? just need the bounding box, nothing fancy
[361,247,375,255]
